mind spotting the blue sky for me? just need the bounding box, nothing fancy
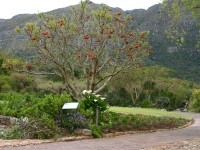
[0,0,161,19]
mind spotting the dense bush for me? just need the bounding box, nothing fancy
[0,115,58,139]
[152,90,182,111]
[91,124,102,138]
[80,90,108,125]
[10,74,37,92]
[189,89,200,112]
[61,111,88,132]
[106,87,133,107]
[100,112,189,133]
[0,92,73,139]
[0,75,12,92]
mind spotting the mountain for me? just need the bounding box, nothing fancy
[0,3,199,82]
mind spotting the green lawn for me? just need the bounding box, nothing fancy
[109,107,192,119]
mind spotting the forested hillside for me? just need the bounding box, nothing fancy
[0,3,199,82]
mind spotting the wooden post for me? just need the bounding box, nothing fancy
[96,108,99,125]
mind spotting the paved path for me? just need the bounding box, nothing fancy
[1,112,200,150]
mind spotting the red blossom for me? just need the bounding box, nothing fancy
[85,73,92,77]
[47,35,52,38]
[125,40,129,45]
[91,57,96,61]
[127,53,132,58]
[120,34,126,38]
[86,52,93,57]
[31,37,36,40]
[100,30,103,34]
[42,31,47,35]
[95,40,100,42]
[117,12,122,16]
[83,35,89,40]
[115,17,121,22]
[129,32,133,36]
[140,33,145,37]
[58,19,63,26]
[109,30,114,34]
[7,65,13,69]
[147,48,152,53]
[26,65,32,69]
[129,45,134,50]
[136,41,142,47]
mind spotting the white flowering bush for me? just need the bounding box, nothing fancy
[81,90,108,123]
[82,90,107,111]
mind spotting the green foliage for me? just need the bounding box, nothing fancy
[16,1,151,99]
[0,92,73,139]
[31,93,72,119]
[0,74,38,93]
[0,93,41,117]
[100,112,189,133]
[163,0,200,18]
[91,124,102,138]
[0,125,22,139]
[0,115,58,139]
[106,87,133,107]
[61,112,88,132]
[79,90,108,123]
[189,89,200,112]
[0,75,12,92]
[20,115,58,139]
[106,66,192,110]
[82,95,107,112]
[10,74,37,92]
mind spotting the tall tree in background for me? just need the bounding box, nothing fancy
[16,0,151,99]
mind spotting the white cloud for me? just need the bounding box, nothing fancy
[0,0,161,19]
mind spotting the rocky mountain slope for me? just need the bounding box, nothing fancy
[0,3,199,82]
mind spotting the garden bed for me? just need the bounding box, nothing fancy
[98,112,191,136]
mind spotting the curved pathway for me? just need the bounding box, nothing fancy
[2,111,200,150]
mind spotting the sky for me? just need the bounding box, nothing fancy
[0,0,162,19]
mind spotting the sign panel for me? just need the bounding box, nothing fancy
[62,102,79,109]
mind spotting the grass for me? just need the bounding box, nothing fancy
[109,107,192,119]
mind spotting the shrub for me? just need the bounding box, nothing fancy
[61,112,88,132]
[81,90,108,124]
[189,89,200,112]
[106,87,133,107]
[91,124,102,138]
[0,92,74,138]
[0,75,11,92]
[10,74,37,92]
[0,115,59,139]
[100,112,189,133]
[31,93,72,119]
[0,93,41,117]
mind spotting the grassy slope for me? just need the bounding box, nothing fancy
[109,107,192,119]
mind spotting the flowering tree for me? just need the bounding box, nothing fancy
[16,0,151,99]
